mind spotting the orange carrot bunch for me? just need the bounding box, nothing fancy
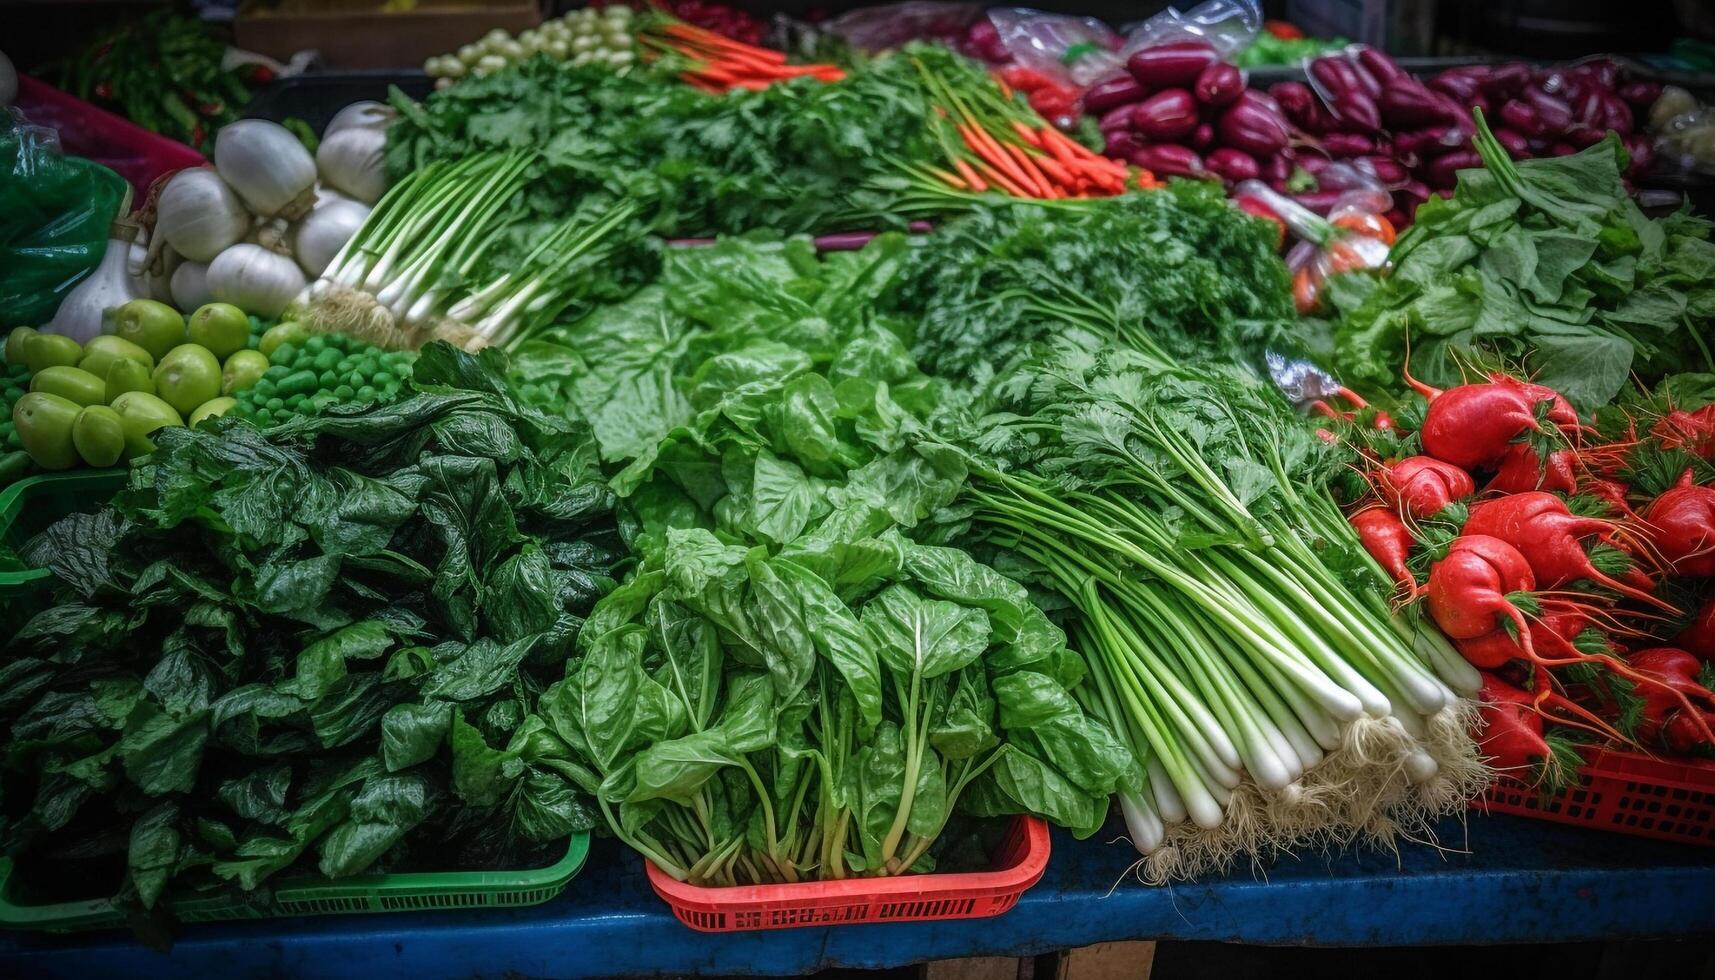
[638,18,844,91]
[914,58,1157,200]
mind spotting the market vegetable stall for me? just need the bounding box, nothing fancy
[1,814,1712,978]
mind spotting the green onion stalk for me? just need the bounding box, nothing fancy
[288,150,641,351]
[940,344,1489,882]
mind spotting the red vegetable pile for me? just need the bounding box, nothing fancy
[1089,38,1290,182]
[1334,374,1715,785]
[1276,51,1661,228]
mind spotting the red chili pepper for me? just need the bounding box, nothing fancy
[191,123,206,147]
[1264,20,1306,40]
[93,81,114,101]
[250,65,276,84]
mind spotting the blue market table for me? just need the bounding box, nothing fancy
[4,813,1713,979]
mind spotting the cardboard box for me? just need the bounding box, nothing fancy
[236,0,542,70]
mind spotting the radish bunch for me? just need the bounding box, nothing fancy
[1333,373,1715,784]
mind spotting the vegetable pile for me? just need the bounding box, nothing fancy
[424,8,639,86]
[1336,369,1715,783]
[0,345,622,908]
[1320,113,1715,411]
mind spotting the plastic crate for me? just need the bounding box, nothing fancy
[0,469,128,597]
[0,834,589,933]
[645,815,1049,933]
[1477,746,1715,847]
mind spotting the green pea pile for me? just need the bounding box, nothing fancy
[0,360,30,453]
[231,332,415,428]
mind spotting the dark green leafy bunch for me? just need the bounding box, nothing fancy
[511,235,1131,883]
[1320,114,1715,412]
[889,182,1300,388]
[383,47,964,239]
[0,344,623,910]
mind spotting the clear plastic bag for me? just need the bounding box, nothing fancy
[1231,178,1391,315]
[988,8,1124,89]
[821,2,984,53]
[0,108,131,327]
[1120,0,1262,58]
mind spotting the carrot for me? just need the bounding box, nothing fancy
[1003,143,1052,197]
[1035,155,1076,189]
[952,158,989,193]
[1011,120,1043,147]
[926,164,967,190]
[962,124,1035,193]
[975,160,1030,198]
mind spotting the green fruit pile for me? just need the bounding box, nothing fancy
[231,328,416,428]
[3,300,270,471]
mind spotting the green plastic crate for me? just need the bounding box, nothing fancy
[0,468,128,596]
[0,833,590,933]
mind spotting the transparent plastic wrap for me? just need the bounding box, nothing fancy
[1231,178,1392,315]
[1120,0,1262,59]
[988,8,1124,89]
[821,2,984,54]
[0,109,131,327]
[1651,87,1715,178]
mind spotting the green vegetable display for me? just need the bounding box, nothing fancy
[1321,113,1715,411]
[230,331,415,427]
[513,234,1130,883]
[50,11,260,151]
[0,344,622,908]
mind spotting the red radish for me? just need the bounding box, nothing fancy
[1332,92,1382,133]
[1664,710,1715,755]
[1427,149,1484,190]
[1350,505,1417,591]
[1651,406,1715,460]
[1269,81,1315,121]
[1476,672,1574,777]
[1104,131,1144,158]
[1628,647,1715,745]
[1456,605,1589,669]
[1321,133,1374,157]
[1618,80,1663,109]
[1486,373,1580,432]
[1190,123,1215,151]
[1642,470,1715,577]
[1132,89,1200,141]
[1678,595,1715,660]
[1581,477,1642,520]
[1193,63,1244,107]
[1379,81,1454,128]
[1425,534,1537,641]
[1126,41,1219,89]
[1462,492,1670,608]
[1486,444,1577,495]
[1097,104,1136,135]
[1419,383,1557,470]
[1376,455,1475,518]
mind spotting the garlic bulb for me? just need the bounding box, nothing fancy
[316,126,388,205]
[207,243,306,318]
[214,120,318,220]
[325,100,395,138]
[170,261,213,311]
[293,198,370,277]
[44,224,146,342]
[127,226,179,305]
[155,168,249,262]
[250,215,293,254]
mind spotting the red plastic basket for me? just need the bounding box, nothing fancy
[645,815,1050,932]
[1477,746,1715,846]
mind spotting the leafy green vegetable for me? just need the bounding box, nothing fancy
[383,46,985,241]
[0,344,621,909]
[514,234,1129,883]
[1321,115,1715,411]
[888,182,1300,386]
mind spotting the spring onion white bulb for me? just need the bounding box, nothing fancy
[170,260,213,311]
[316,126,388,205]
[214,119,318,220]
[324,100,394,138]
[293,198,370,277]
[207,242,306,318]
[155,168,250,262]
